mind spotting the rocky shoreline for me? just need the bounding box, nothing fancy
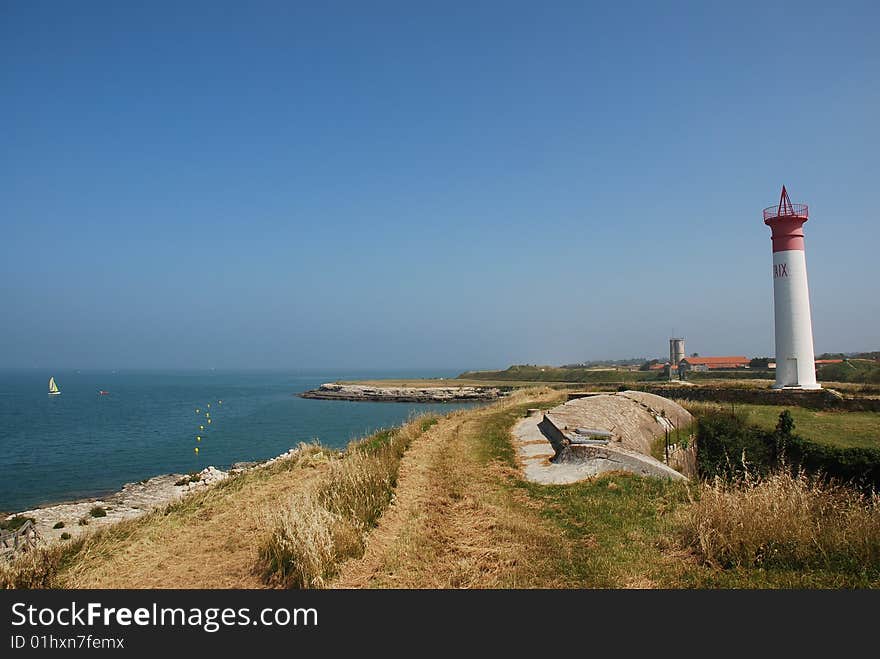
[299,382,507,403]
[2,446,308,547]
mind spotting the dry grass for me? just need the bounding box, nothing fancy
[259,493,363,589]
[332,388,570,589]
[257,415,436,588]
[0,542,76,589]
[321,449,395,528]
[678,467,880,572]
[1,444,331,589]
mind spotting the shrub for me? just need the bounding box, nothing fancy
[60,533,71,540]
[695,407,880,491]
[78,518,89,526]
[695,409,775,479]
[53,522,65,529]
[778,434,880,492]
[89,507,107,518]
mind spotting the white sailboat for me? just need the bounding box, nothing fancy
[48,376,61,396]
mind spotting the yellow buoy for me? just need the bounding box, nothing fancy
[218,400,222,405]
[207,403,211,408]
[207,419,212,424]
[200,425,204,430]
[194,447,199,454]
[196,436,201,442]
[196,408,200,413]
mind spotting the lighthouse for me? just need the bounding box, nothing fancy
[763,186,820,389]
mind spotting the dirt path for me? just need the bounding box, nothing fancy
[64,453,328,589]
[58,390,561,589]
[333,390,564,588]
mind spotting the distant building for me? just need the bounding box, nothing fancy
[679,356,750,372]
[669,338,685,366]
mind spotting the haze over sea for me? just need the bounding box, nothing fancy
[0,369,475,512]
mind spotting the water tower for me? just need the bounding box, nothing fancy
[669,338,685,365]
[763,186,820,389]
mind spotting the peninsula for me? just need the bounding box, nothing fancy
[298,382,507,402]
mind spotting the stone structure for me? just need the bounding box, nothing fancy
[512,390,695,484]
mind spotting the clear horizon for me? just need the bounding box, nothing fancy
[2,2,878,370]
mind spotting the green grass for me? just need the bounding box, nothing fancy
[687,371,772,381]
[649,423,694,462]
[518,474,878,588]
[353,429,396,455]
[818,359,880,384]
[470,397,878,588]
[456,365,782,387]
[713,403,880,450]
[458,365,662,384]
[520,476,690,588]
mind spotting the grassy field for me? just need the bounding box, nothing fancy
[343,374,880,398]
[458,365,661,383]
[339,376,779,391]
[818,359,880,384]
[4,389,877,589]
[682,401,880,450]
[331,390,879,588]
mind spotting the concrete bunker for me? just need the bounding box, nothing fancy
[515,390,695,483]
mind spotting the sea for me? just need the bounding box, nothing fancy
[0,369,479,513]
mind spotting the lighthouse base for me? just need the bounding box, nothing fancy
[771,383,822,391]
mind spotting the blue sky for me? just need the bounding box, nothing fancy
[2,1,878,370]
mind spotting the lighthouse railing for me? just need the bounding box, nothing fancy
[763,203,808,221]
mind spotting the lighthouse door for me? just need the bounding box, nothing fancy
[787,357,798,387]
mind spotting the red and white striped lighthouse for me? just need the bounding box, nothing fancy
[763,186,820,389]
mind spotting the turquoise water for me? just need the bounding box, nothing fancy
[0,369,476,512]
